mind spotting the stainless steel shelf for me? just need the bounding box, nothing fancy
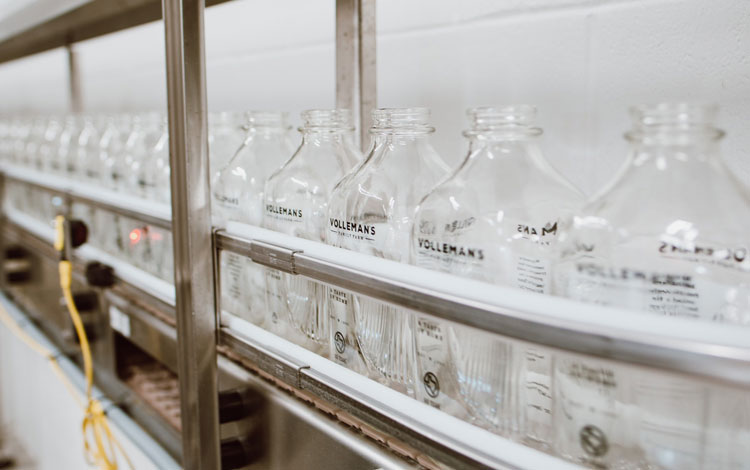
[216,224,750,389]
[1,210,431,469]
[3,208,175,308]
[219,314,580,470]
[0,0,233,65]
[2,165,172,230]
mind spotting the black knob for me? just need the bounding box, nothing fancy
[221,434,264,470]
[68,219,88,248]
[219,388,264,424]
[85,262,115,288]
[4,245,32,284]
[72,291,99,312]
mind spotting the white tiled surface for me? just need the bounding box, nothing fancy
[0,0,748,194]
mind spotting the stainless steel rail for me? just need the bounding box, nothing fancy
[336,0,377,150]
[162,0,221,468]
[218,316,582,470]
[220,328,499,470]
[1,166,172,230]
[215,229,750,389]
[0,0,234,65]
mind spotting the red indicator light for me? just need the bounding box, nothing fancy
[129,228,142,244]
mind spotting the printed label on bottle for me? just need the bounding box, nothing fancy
[222,251,244,304]
[658,240,748,272]
[571,262,738,321]
[515,255,552,294]
[264,267,286,332]
[265,203,304,223]
[635,375,705,467]
[327,218,393,256]
[214,191,241,222]
[555,358,623,468]
[524,347,553,439]
[214,193,240,208]
[328,286,368,374]
[512,220,558,294]
[414,316,467,418]
[414,237,486,272]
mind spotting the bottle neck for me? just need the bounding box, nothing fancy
[463,129,541,165]
[301,128,352,143]
[627,129,723,167]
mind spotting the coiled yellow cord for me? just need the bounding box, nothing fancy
[55,215,134,470]
[0,292,133,470]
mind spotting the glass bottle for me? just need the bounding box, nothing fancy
[24,116,46,170]
[97,113,133,258]
[0,118,13,164]
[553,103,750,468]
[12,117,32,167]
[327,107,450,395]
[56,115,81,177]
[411,106,583,441]
[137,114,170,204]
[209,111,249,175]
[263,109,360,352]
[38,116,63,174]
[74,115,102,182]
[212,111,295,324]
[129,112,163,199]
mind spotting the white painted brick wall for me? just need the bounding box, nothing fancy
[0,0,747,195]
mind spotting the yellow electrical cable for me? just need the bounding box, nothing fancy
[0,302,83,409]
[0,298,133,470]
[55,215,134,470]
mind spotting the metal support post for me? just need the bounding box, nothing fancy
[66,44,82,113]
[162,0,220,468]
[335,0,376,151]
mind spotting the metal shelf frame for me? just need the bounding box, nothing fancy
[1,164,172,230]
[2,1,750,470]
[215,226,750,389]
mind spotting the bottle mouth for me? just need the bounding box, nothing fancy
[627,103,724,140]
[245,110,289,129]
[209,111,245,125]
[463,105,542,136]
[301,109,354,130]
[370,107,434,133]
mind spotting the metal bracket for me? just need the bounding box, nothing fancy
[249,240,302,275]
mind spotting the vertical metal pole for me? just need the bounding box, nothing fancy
[335,0,377,151]
[66,44,82,113]
[162,0,220,468]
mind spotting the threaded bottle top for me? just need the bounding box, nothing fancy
[209,111,246,130]
[245,110,289,129]
[370,107,434,134]
[301,109,353,130]
[627,103,724,140]
[464,105,541,137]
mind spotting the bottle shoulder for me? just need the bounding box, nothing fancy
[578,163,750,242]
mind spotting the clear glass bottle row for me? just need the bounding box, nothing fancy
[2,103,748,469]
[207,103,749,470]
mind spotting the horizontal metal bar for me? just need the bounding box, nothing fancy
[220,325,309,388]
[219,317,577,470]
[3,210,176,308]
[2,166,172,229]
[215,227,750,388]
[0,0,234,65]
[216,356,416,470]
[222,329,488,469]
